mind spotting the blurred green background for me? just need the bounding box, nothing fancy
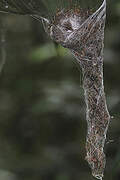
[0,0,120,179]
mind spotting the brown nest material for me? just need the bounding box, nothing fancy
[42,0,110,179]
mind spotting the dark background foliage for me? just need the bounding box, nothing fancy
[0,0,120,179]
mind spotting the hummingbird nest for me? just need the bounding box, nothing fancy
[42,0,110,179]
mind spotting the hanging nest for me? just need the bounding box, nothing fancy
[42,0,110,179]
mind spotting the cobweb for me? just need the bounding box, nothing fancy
[0,15,6,73]
[0,0,49,17]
